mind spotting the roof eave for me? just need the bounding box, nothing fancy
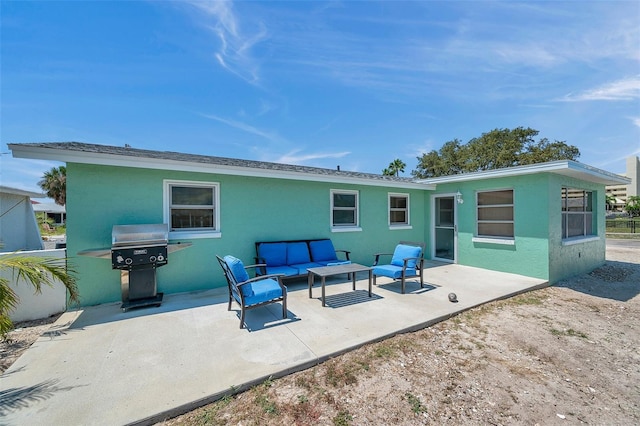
[416,161,630,186]
[0,185,45,198]
[9,143,435,191]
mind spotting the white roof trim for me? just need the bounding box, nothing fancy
[0,185,45,198]
[9,143,435,190]
[417,160,630,186]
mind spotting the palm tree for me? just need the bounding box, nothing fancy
[625,195,640,217]
[38,166,66,206]
[382,159,406,177]
[0,254,79,337]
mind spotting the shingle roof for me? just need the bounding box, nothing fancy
[9,141,418,185]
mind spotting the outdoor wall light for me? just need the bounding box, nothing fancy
[456,190,464,204]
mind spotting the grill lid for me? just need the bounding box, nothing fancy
[112,224,169,248]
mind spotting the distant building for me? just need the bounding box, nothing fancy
[606,156,640,211]
[32,202,66,225]
[0,186,44,252]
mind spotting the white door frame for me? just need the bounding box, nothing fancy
[431,193,458,263]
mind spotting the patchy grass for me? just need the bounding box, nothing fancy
[325,359,360,387]
[405,392,428,415]
[550,328,589,339]
[254,377,278,415]
[333,410,353,426]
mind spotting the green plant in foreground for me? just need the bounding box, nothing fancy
[550,328,588,339]
[333,409,353,426]
[373,343,395,358]
[254,376,278,415]
[1,254,79,337]
[405,392,428,415]
[325,360,361,387]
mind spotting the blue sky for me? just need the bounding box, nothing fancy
[2,1,639,198]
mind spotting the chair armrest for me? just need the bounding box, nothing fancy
[372,253,393,266]
[237,273,285,285]
[244,263,267,270]
[402,257,422,269]
[252,258,268,276]
[335,249,351,260]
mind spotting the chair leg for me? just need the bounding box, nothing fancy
[282,299,287,319]
[228,296,232,311]
[239,307,246,329]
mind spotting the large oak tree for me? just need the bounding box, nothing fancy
[412,127,580,178]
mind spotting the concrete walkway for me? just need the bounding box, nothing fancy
[0,262,547,425]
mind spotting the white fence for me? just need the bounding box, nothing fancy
[1,249,69,323]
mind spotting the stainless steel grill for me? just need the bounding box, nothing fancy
[111,223,169,311]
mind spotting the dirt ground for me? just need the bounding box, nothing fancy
[2,242,639,425]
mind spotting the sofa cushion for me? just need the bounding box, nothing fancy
[391,244,422,269]
[287,242,311,265]
[325,260,351,266]
[258,242,288,267]
[223,255,250,283]
[291,262,323,275]
[265,265,299,277]
[309,239,338,262]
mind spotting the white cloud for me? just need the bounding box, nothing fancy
[276,149,350,165]
[560,76,640,102]
[201,113,284,143]
[184,1,267,84]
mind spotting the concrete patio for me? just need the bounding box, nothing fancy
[0,261,547,425]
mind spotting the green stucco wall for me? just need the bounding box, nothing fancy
[66,163,608,306]
[431,174,551,280]
[546,175,606,284]
[429,173,607,284]
[66,163,427,306]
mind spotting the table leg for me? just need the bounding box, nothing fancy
[368,270,372,297]
[321,277,326,307]
[352,271,356,291]
[308,273,314,298]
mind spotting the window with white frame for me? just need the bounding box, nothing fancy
[389,193,409,226]
[331,189,359,228]
[476,189,514,238]
[561,188,593,239]
[165,181,219,232]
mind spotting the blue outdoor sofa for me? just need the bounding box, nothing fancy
[255,239,351,279]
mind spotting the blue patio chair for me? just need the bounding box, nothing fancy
[372,241,425,294]
[216,255,287,329]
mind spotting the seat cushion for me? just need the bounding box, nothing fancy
[309,239,338,262]
[265,265,299,277]
[287,242,311,265]
[373,264,417,279]
[241,279,284,306]
[258,242,288,266]
[324,260,351,266]
[291,262,323,275]
[223,255,250,283]
[391,244,422,269]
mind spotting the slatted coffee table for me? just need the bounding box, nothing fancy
[307,263,373,307]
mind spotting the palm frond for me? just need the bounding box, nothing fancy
[0,253,79,337]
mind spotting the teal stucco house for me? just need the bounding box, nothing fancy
[9,142,630,307]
